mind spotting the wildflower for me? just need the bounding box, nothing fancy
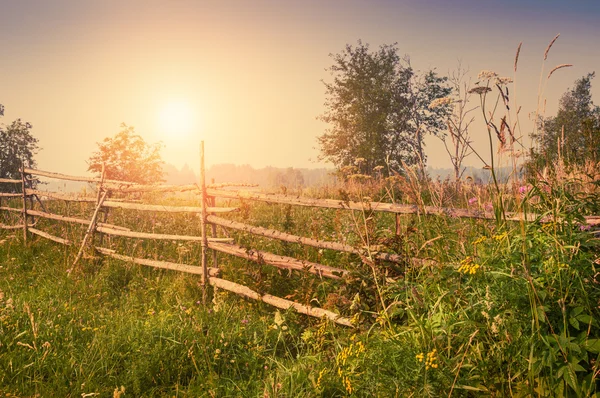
[518,185,530,194]
[492,232,507,241]
[316,368,327,388]
[373,165,384,172]
[468,86,492,95]
[343,376,353,394]
[241,318,249,324]
[348,173,372,180]
[478,70,499,80]
[425,349,439,370]
[473,236,487,245]
[458,256,481,275]
[495,76,514,85]
[416,352,424,362]
[580,224,592,232]
[468,197,478,205]
[484,203,493,212]
[428,96,453,110]
[354,157,366,165]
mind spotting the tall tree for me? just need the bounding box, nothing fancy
[0,117,40,191]
[318,41,451,176]
[532,73,600,167]
[88,124,164,184]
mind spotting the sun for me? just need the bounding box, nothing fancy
[158,100,195,139]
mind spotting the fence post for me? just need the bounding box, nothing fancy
[20,161,28,244]
[200,141,209,304]
[71,164,106,269]
[209,195,218,268]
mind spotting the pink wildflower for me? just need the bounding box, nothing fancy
[468,197,478,205]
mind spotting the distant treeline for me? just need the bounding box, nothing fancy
[164,163,336,189]
[165,163,521,189]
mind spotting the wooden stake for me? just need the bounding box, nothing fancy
[200,141,209,303]
[209,195,218,268]
[20,161,28,244]
[71,191,108,268]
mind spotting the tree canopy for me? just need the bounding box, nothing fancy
[88,124,164,184]
[317,41,451,176]
[0,115,40,191]
[532,72,600,167]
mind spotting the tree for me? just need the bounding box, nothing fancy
[437,63,477,182]
[88,124,164,184]
[318,41,451,176]
[0,116,40,191]
[532,73,600,167]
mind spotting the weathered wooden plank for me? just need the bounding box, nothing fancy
[0,178,21,184]
[24,167,134,187]
[26,189,97,202]
[0,206,23,213]
[208,276,353,327]
[206,215,407,264]
[26,209,131,231]
[95,247,221,277]
[207,241,348,280]
[96,225,233,243]
[0,224,26,230]
[102,200,237,214]
[207,188,499,218]
[28,227,71,245]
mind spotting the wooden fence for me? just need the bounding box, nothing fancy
[1,152,598,327]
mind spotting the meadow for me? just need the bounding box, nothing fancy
[1,163,599,397]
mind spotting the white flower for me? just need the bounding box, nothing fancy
[495,76,513,85]
[478,70,498,80]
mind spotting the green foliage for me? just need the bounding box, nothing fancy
[532,73,600,168]
[0,116,39,191]
[318,41,452,175]
[88,123,164,184]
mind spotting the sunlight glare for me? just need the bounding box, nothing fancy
[158,100,195,139]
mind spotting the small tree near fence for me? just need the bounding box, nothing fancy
[0,109,40,191]
[88,123,165,184]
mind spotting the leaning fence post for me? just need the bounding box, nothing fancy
[71,164,106,269]
[20,161,28,244]
[200,141,209,304]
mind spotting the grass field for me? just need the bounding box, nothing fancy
[1,171,599,397]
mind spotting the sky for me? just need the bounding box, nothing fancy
[1,0,599,177]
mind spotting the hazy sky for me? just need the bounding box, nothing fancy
[1,0,599,176]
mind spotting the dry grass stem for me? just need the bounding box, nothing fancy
[547,64,573,79]
[514,42,522,72]
[544,33,560,60]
